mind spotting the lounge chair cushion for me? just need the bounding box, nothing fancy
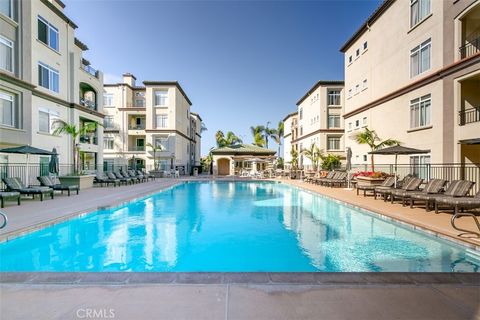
[444,180,474,197]
[422,179,447,194]
[404,178,423,191]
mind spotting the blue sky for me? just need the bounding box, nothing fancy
[64,0,381,156]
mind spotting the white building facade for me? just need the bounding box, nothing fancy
[102,74,202,175]
[0,0,104,179]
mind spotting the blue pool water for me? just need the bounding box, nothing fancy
[0,181,479,272]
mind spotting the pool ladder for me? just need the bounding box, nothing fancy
[0,211,7,229]
[451,212,480,237]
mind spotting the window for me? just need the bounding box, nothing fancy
[410,94,431,128]
[362,117,367,126]
[348,56,352,63]
[38,108,59,133]
[410,0,431,27]
[103,136,114,149]
[348,89,352,98]
[156,114,168,128]
[299,107,303,120]
[135,92,145,97]
[362,79,368,90]
[328,115,340,128]
[410,155,431,179]
[0,91,15,127]
[103,115,114,128]
[37,16,59,51]
[0,36,13,72]
[38,62,59,92]
[356,49,360,57]
[327,137,341,150]
[154,90,168,106]
[363,41,368,51]
[135,99,144,107]
[363,155,367,162]
[348,122,352,131]
[0,0,13,19]
[355,120,360,127]
[328,90,341,105]
[299,126,303,136]
[355,84,360,94]
[103,93,114,106]
[410,39,431,77]
[154,136,169,150]
[40,157,49,176]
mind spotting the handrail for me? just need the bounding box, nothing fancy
[0,211,7,229]
[451,212,480,237]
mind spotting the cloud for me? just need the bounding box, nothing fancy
[103,73,123,84]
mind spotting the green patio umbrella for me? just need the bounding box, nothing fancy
[49,147,59,175]
[0,145,56,185]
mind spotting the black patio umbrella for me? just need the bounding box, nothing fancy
[49,147,59,175]
[369,145,430,187]
[345,147,353,189]
[0,145,56,185]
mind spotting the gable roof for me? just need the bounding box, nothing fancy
[211,144,276,156]
[282,111,298,122]
[340,0,395,53]
[296,80,344,106]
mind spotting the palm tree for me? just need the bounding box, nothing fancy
[272,121,284,157]
[264,121,277,149]
[253,132,266,147]
[301,144,323,170]
[216,130,242,148]
[224,131,242,146]
[250,125,265,147]
[52,120,100,173]
[290,149,298,169]
[146,142,164,170]
[354,127,400,172]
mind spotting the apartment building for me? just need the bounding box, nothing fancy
[282,111,298,165]
[283,81,345,168]
[0,0,104,172]
[103,73,202,175]
[342,0,480,166]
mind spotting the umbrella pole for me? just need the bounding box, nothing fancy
[26,153,30,187]
[394,153,398,188]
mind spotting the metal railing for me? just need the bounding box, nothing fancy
[348,163,480,195]
[81,64,99,78]
[459,36,480,59]
[128,124,146,130]
[79,98,96,110]
[128,146,145,152]
[459,107,480,125]
[79,135,98,145]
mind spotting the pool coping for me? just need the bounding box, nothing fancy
[0,272,478,285]
[279,180,480,252]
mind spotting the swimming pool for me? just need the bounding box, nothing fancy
[0,181,478,272]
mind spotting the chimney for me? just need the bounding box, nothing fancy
[122,73,136,87]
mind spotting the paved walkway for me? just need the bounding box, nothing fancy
[0,179,180,240]
[280,179,480,248]
[1,282,478,320]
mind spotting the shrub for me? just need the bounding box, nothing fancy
[321,154,341,170]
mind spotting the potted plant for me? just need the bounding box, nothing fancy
[147,142,164,177]
[353,171,391,186]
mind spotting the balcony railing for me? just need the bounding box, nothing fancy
[458,107,480,126]
[79,135,98,145]
[459,36,480,59]
[128,124,146,130]
[82,64,99,78]
[103,123,119,131]
[129,146,145,152]
[79,98,96,110]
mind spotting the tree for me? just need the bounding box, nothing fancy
[264,121,276,149]
[53,120,100,173]
[321,154,341,170]
[146,142,164,170]
[216,130,242,148]
[250,125,266,147]
[301,144,323,170]
[354,127,400,172]
[290,149,298,169]
[272,121,284,157]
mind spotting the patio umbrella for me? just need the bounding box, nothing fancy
[49,147,59,175]
[0,145,56,186]
[369,145,430,187]
[345,147,353,190]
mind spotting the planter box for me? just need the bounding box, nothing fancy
[59,175,95,190]
[356,176,386,187]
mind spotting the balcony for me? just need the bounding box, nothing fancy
[128,146,145,152]
[459,107,480,126]
[79,135,98,145]
[103,123,119,132]
[128,124,146,130]
[81,58,99,78]
[459,36,480,59]
[79,82,97,111]
[79,98,96,110]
